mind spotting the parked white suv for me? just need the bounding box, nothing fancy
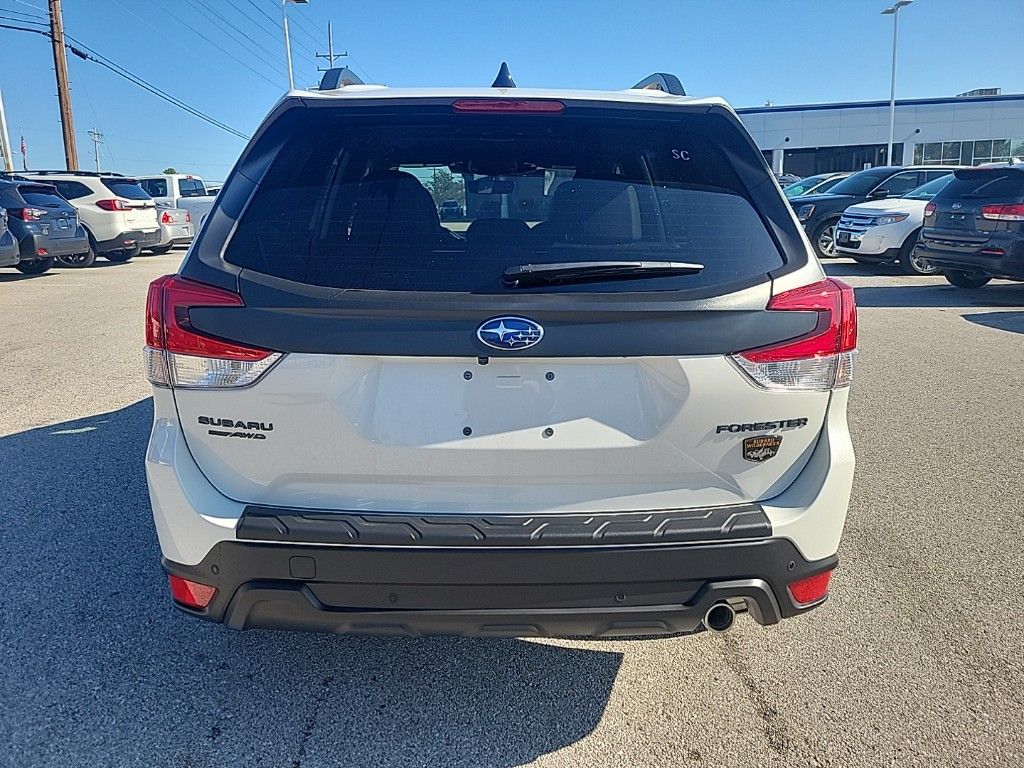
[23,171,159,264]
[137,173,216,230]
[144,69,858,638]
[836,173,957,275]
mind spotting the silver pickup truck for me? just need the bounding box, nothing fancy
[137,174,217,232]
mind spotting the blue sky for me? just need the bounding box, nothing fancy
[1,0,1022,181]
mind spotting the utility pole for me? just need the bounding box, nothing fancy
[316,21,348,71]
[48,0,78,170]
[87,128,103,173]
[0,89,13,172]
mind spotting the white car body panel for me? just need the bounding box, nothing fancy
[172,355,831,514]
[137,174,216,232]
[836,197,929,255]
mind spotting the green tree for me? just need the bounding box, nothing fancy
[425,169,464,207]
[163,167,177,175]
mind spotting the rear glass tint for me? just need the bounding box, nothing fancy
[21,191,69,207]
[940,169,1024,200]
[178,178,207,197]
[224,108,785,293]
[102,179,150,200]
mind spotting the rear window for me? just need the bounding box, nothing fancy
[102,178,150,200]
[224,108,785,293]
[938,168,1024,200]
[21,190,68,207]
[140,178,168,197]
[178,178,207,197]
[826,169,893,197]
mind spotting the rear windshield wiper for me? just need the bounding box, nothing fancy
[502,260,704,287]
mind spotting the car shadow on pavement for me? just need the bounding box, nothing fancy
[846,283,1024,308]
[0,271,57,283]
[962,311,1024,335]
[2,400,622,768]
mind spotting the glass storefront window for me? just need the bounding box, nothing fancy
[941,142,961,162]
[913,139,1024,167]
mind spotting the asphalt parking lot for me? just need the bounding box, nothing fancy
[2,253,1023,768]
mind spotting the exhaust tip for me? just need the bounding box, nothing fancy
[704,602,736,633]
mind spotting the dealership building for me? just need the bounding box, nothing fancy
[737,89,1024,177]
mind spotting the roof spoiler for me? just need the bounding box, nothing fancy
[631,73,686,96]
[318,67,365,91]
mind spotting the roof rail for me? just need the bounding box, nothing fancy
[318,67,365,90]
[631,73,686,96]
[491,62,515,88]
[21,169,126,177]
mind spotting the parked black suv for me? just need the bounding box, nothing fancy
[917,162,1024,289]
[0,178,89,274]
[791,166,960,258]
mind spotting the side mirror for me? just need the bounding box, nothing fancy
[870,188,889,199]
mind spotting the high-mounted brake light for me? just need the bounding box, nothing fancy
[145,274,281,388]
[168,574,217,609]
[731,279,857,391]
[96,199,131,212]
[452,99,565,114]
[980,203,1024,221]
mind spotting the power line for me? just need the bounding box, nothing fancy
[136,0,283,89]
[65,34,251,140]
[182,0,283,66]
[232,0,316,58]
[0,20,251,140]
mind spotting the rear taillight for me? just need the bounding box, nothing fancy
[923,201,937,219]
[980,203,1024,221]
[452,99,565,114]
[8,207,47,221]
[160,211,174,224]
[732,279,857,392]
[96,199,131,212]
[144,274,281,388]
[787,569,833,607]
[184,210,191,223]
[168,574,217,609]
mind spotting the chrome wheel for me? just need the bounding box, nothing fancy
[907,250,939,275]
[817,224,837,258]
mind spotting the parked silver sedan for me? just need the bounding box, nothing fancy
[147,205,192,255]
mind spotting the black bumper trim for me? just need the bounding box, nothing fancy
[163,538,837,638]
[237,504,772,548]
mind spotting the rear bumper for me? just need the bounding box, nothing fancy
[917,238,1024,279]
[19,229,89,258]
[163,538,837,638]
[95,228,161,253]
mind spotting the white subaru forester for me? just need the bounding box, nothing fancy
[144,68,856,638]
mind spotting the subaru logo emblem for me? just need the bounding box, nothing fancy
[477,316,544,350]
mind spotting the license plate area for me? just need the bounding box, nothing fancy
[357,358,684,448]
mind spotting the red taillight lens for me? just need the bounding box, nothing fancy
[980,203,1024,221]
[146,274,269,360]
[185,210,191,223]
[924,202,937,218]
[161,211,173,224]
[168,574,217,609]
[9,207,47,221]
[788,570,833,607]
[452,99,565,114]
[145,275,280,388]
[732,279,857,391]
[96,199,131,212]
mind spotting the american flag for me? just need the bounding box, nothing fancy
[19,133,26,171]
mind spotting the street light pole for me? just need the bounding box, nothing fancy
[280,0,309,91]
[882,0,913,166]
